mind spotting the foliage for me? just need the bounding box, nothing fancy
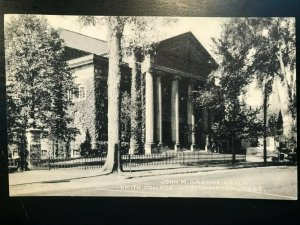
[248,18,296,116]
[120,91,131,153]
[5,15,78,160]
[246,18,296,155]
[94,67,108,142]
[29,144,41,167]
[95,141,108,156]
[201,17,296,156]
[80,129,92,156]
[195,18,263,152]
[268,110,283,137]
[129,49,145,154]
[78,16,176,172]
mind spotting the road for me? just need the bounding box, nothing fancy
[10,166,297,200]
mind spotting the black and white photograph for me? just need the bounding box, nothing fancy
[5,15,297,200]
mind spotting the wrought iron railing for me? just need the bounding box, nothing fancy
[8,151,246,171]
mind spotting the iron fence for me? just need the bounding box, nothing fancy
[122,152,246,168]
[8,151,246,171]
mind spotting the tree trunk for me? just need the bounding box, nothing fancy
[101,17,123,173]
[232,135,235,164]
[55,138,59,158]
[263,81,268,164]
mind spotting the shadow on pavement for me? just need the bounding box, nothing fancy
[10,171,112,187]
[10,161,296,186]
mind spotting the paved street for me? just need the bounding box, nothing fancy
[9,166,297,200]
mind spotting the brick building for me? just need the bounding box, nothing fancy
[41,29,217,157]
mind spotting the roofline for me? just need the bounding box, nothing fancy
[187,32,219,69]
[67,54,131,69]
[157,32,219,69]
[157,32,193,45]
[59,28,107,44]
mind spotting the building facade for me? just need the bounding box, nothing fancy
[41,29,218,156]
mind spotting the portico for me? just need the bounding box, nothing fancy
[143,32,218,154]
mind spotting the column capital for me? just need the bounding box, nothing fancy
[172,75,182,81]
[155,70,165,78]
[141,55,151,74]
[187,81,195,102]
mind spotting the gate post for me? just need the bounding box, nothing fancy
[26,128,42,170]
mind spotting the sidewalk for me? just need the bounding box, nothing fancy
[9,160,294,187]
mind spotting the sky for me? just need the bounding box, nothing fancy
[4,15,289,120]
[43,16,225,59]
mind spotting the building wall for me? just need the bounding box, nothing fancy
[68,56,132,155]
[69,64,96,152]
[258,136,276,151]
[243,136,277,155]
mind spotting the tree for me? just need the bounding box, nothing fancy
[5,15,77,164]
[120,91,131,154]
[78,16,175,172]
[196,18,263,159]
[6,91,28,170]
[210,18,296,163]
[48,27,79,157]
[268,110,283,137]
[80,129,92,157]
[247,17,296,159]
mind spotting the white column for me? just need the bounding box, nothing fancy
[187,82,196,151]
[144,70,154,154]
[156,75,163,146]
[171,78,180,151]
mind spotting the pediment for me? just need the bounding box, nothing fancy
[153,32,218,79]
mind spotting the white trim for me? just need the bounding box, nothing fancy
[67,54,94,69]
[151,64,206,81]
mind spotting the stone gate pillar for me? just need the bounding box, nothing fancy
[26,128,42,169]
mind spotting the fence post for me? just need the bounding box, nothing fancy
[165,152,167,165]
[48,155,51,170]
[129,154,131,173]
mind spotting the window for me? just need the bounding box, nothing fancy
[69,85,86,101]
